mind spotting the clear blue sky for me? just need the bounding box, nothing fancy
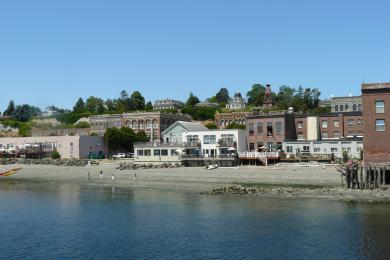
[1,0,389,112]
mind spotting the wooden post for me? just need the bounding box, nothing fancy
[375,167,379,188]
[346,167,351,189]
[363,166,367,189]
[359,166,363,190]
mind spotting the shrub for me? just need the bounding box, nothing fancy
[51,149,61,159]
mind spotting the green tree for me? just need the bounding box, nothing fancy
[204,122,218,129]
[215,88,230,105]
[226,122,246,130]
[73,98,85,113]
[3,100,15,116]
[186,92,200,106]
[145,101,153,111]
[105,99,116,111]
[13,104,41,122]
[130,91,145,110]
[246,84,266,106]
[135,130,149,142]
[51,149,61,159]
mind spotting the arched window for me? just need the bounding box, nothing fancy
[335,105,339,112]
[139,120,144,129]
[358,104,362,110]
[146,120,151,129]
[132,120,137,129]
[353,104,357,111]
[345,104,349,111]
[340,105,344,112]
[152,119,158,129]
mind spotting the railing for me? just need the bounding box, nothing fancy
[217,141,236,147]
[238,151,280,159]
[184,141,201,147]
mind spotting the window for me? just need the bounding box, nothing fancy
[321,120,328,128]
[340,105,344,112]
[335,105,339,112]
[376,119,385,131]
[249,143,255,151]
[303,146,310,152]
[357,147,363,152]
[249,123,254,135]
[144,149,151,156]
[161,149,168,156]
[353,104,357,111]
[286,146,293,153]
[358,104,362,111]
[137,150,144,156]
[186,135,199,144]
[322,131,328,139]
[331,147,338,153]
[314,147,320,153]
[348,119,355,127]
[297,121,304,128]
[345,104,349,111]
[171,149,178,156]
[376,101,384,113]
[333,131,339,138]
[203,135,216,144]
[276,121,283,134]
[257,122,263,136]
[297,132,304,140]
[154,149,161,156]
[267,122,273,136]
[348,131,354,136]
[333,120,339,128]
[257,142,264,149]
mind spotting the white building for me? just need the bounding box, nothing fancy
[226,93,246,110]
[0,136,105,159]
[283,139,363,159]
[161,121,208,144]
[182,129,247,157]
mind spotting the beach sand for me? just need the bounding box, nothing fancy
[2,163,390,203]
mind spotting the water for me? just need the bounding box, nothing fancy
[1,181,390,259]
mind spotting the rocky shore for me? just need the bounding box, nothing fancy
[203,184,390,203]
[0,158,99,167]
[116,162,181,170]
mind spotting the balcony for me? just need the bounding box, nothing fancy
[217,140,236,147]
[184,141,201,148]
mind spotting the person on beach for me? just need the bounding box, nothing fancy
[133,173,137,183]
[112,174,115,182]
[100,170,103,179]
[87,171,91,181]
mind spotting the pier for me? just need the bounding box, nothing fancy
[339,164,390,189]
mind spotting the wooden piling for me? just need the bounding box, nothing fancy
[359,166,363,190]
[363,166,367,189]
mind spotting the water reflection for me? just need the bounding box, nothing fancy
[0,181,390,259]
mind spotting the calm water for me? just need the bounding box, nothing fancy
[1,181,390,259]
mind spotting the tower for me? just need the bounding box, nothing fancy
[263,84,273,108]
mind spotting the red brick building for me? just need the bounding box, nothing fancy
[362,82,390,165]
[246,112,296,151]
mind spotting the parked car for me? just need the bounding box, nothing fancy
[112,153,126,159]
[125,152,134,158]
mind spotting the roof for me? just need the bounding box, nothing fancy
[362,82,390,90]
[161,121,208,135]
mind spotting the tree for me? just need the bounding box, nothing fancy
[226,122,246,130]
[135,131,149,142]
[186,92,200,106]
[130,91,145,111]
[3,100,15,116]
[145,101,153,111]
[215,88,230,104]
[204,122,218,129]
[13,104,41,122]
[73,98,85,113]
[246,84,266,106]
[51,149,61,159]
[105,99,116,111]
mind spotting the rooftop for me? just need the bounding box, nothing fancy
[362,82,390,90]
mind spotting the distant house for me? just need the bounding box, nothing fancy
[195,101,219,108]
[161,121,208,144]
[40,106,60,118]
[226,93,246,110]
[153,99,184,111]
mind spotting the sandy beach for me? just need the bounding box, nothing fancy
[2,163,390,203]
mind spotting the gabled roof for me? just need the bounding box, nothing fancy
[161,121,208,136]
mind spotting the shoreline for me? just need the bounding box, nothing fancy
[1,164,390,203]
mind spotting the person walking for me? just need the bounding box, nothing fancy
[100,170,103,179]
[87,171,91,181]
[133,173,137,183]
[112,174,115,182]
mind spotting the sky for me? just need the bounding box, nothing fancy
[1,0,390,112]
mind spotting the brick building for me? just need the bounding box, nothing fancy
[246,112,296,151]
[362,82,390,165]
[215,111,249,129]
[89,112,191,140]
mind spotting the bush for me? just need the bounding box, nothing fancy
[226,122,246,130]
[342,150,349,163]
[51,149,61,159]
[204,123,218,129]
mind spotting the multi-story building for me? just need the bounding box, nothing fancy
[215,111,249,129]
[89,112,192,140]
[246,112,296,152]
[195,101,220,108]
[331,95,362,112]
[153,99,184,111]
[362,82,390,165]
[226,93,246,110]
[161,121,208,144]
[182,129,247,157]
